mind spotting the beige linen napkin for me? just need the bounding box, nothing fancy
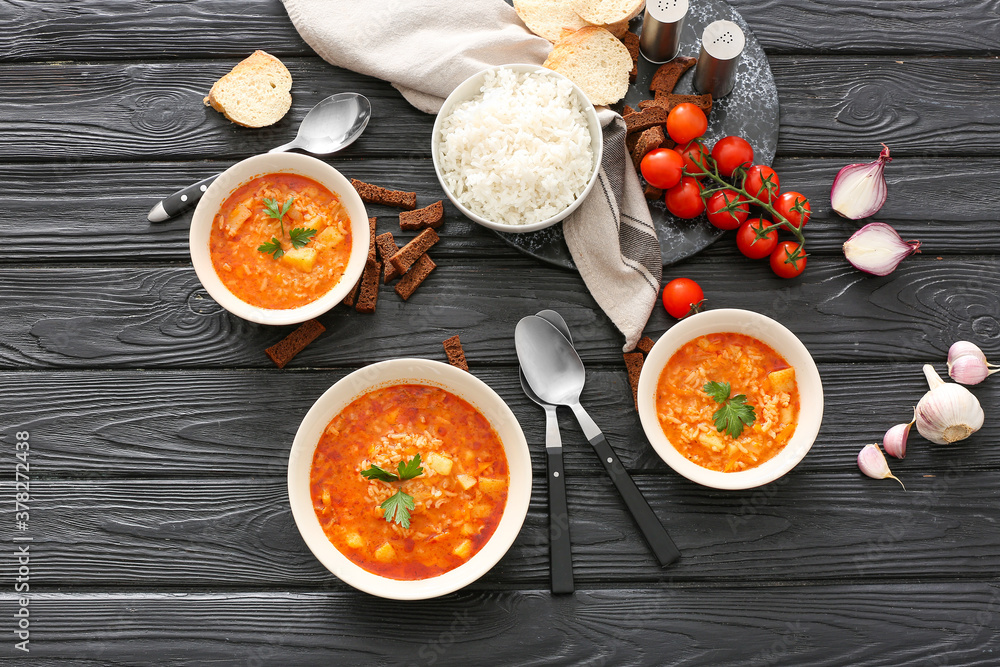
[282,0,662,350]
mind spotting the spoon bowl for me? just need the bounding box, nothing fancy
[270,92,372,155]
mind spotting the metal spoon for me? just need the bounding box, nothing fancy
[147,92,372,222]
[515,315,681,567]
[518,310,575,594]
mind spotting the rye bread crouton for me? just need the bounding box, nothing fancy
[354,258,381,314]
[265,319,325,369]
[374,232,402,282]
[631,125,665,170]
[442,335,469,371]
[649,56,697,94]
[350,179,417,210]
[389,228,440,275]
[399,200,444,231]
[395,253,436,301]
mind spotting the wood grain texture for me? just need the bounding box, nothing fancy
[2,255,998,369]
[3,57,1000,162]
[5,473,1000,588]
[3,365,997,479]
[1,0,998,61]
[3,585,1000,665]
[3,156,999,263]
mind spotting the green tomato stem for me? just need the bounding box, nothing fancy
[688,158,806,247]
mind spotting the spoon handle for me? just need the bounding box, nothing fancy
[147,173,219,222]
[544,408,574,594]
[589,433,681,567]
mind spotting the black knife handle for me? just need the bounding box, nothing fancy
[590,433,680,567]
[546,448,574,594]
[159,173,220,219]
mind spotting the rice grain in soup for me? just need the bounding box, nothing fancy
[438,67,594,225]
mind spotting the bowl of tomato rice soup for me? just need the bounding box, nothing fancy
[288,358,532,599]
[638,309,823,490]
[190,152,369,325]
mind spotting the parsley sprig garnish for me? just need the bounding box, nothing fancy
[256,196,318,260]
[360,454,424,528]
[703,381,756,439]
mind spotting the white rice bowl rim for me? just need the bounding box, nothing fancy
[431,64,603,234]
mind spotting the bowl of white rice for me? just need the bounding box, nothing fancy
[432,64,602,233]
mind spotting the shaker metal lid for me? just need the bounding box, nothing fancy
[701,20,745,61]
[645,0,688,23]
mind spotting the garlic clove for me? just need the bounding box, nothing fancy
[882,412,914,459]
[857,444,905,489]
[947,341,986,366]
[948,353,992,386]
[916,364,985,444]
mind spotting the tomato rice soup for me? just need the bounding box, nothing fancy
[655,332,800,472]
[310,384,510,580]
[210,173,352,309]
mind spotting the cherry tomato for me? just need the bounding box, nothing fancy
[770,241,807,278]
[736,218,778,259]
[743,165,780,205]
[664,176,705,219]
[640,148,685,189]
[676,141,709,179]
[706,190,749,230]
[773,191,811,230]
[666,103,708,144]
[711,136,754,178]
[662,277,704,319]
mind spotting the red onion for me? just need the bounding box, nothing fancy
[830,144,892,219]
[842,222,920,276]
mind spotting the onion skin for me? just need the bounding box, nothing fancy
[830,144,892,220]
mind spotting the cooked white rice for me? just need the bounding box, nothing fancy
[437,68,595,226]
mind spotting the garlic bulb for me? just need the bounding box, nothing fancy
[916,364,984,444]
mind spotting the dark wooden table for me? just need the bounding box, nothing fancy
[2,1,999,664]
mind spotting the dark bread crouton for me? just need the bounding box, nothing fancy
[394,253,436,301]
[350,179,417,210]
[265,319,325,369]
[399,200,444,231]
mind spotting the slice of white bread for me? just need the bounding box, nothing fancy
[514,0,589,43]
[571,0,645,25]
[544,26,632,106]
[203,50,292,128]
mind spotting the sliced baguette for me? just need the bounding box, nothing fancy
[543,26,632,106]
[572,0,645,26]
[514,0,589,42]
[203,50,292,128]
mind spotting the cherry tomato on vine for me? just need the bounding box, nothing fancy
[664,176,705,219]
[676,141,709,178]
[662,277,705,319]
[770,241,807,278]
[711,136,754,178]
[743,165,781,205]
[706,190,749,230]
[736,218,778,259]
[773,191,811,229]
[640,148,685,189]
[666,103,708,144]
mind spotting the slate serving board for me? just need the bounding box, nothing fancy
[495,0,779,269]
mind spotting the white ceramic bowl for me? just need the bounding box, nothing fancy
[287,358,532,600]
[431,63,603,233]
[637,309,824,490]
[190,152,370,325]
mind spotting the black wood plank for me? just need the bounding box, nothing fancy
[2,0,998,61]
[4,58,1000,162]
[5,585,1000,665]
[2,254,999,369]
[4,156,999,263]
[5,472,1000,588]
[3,364,997,479]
